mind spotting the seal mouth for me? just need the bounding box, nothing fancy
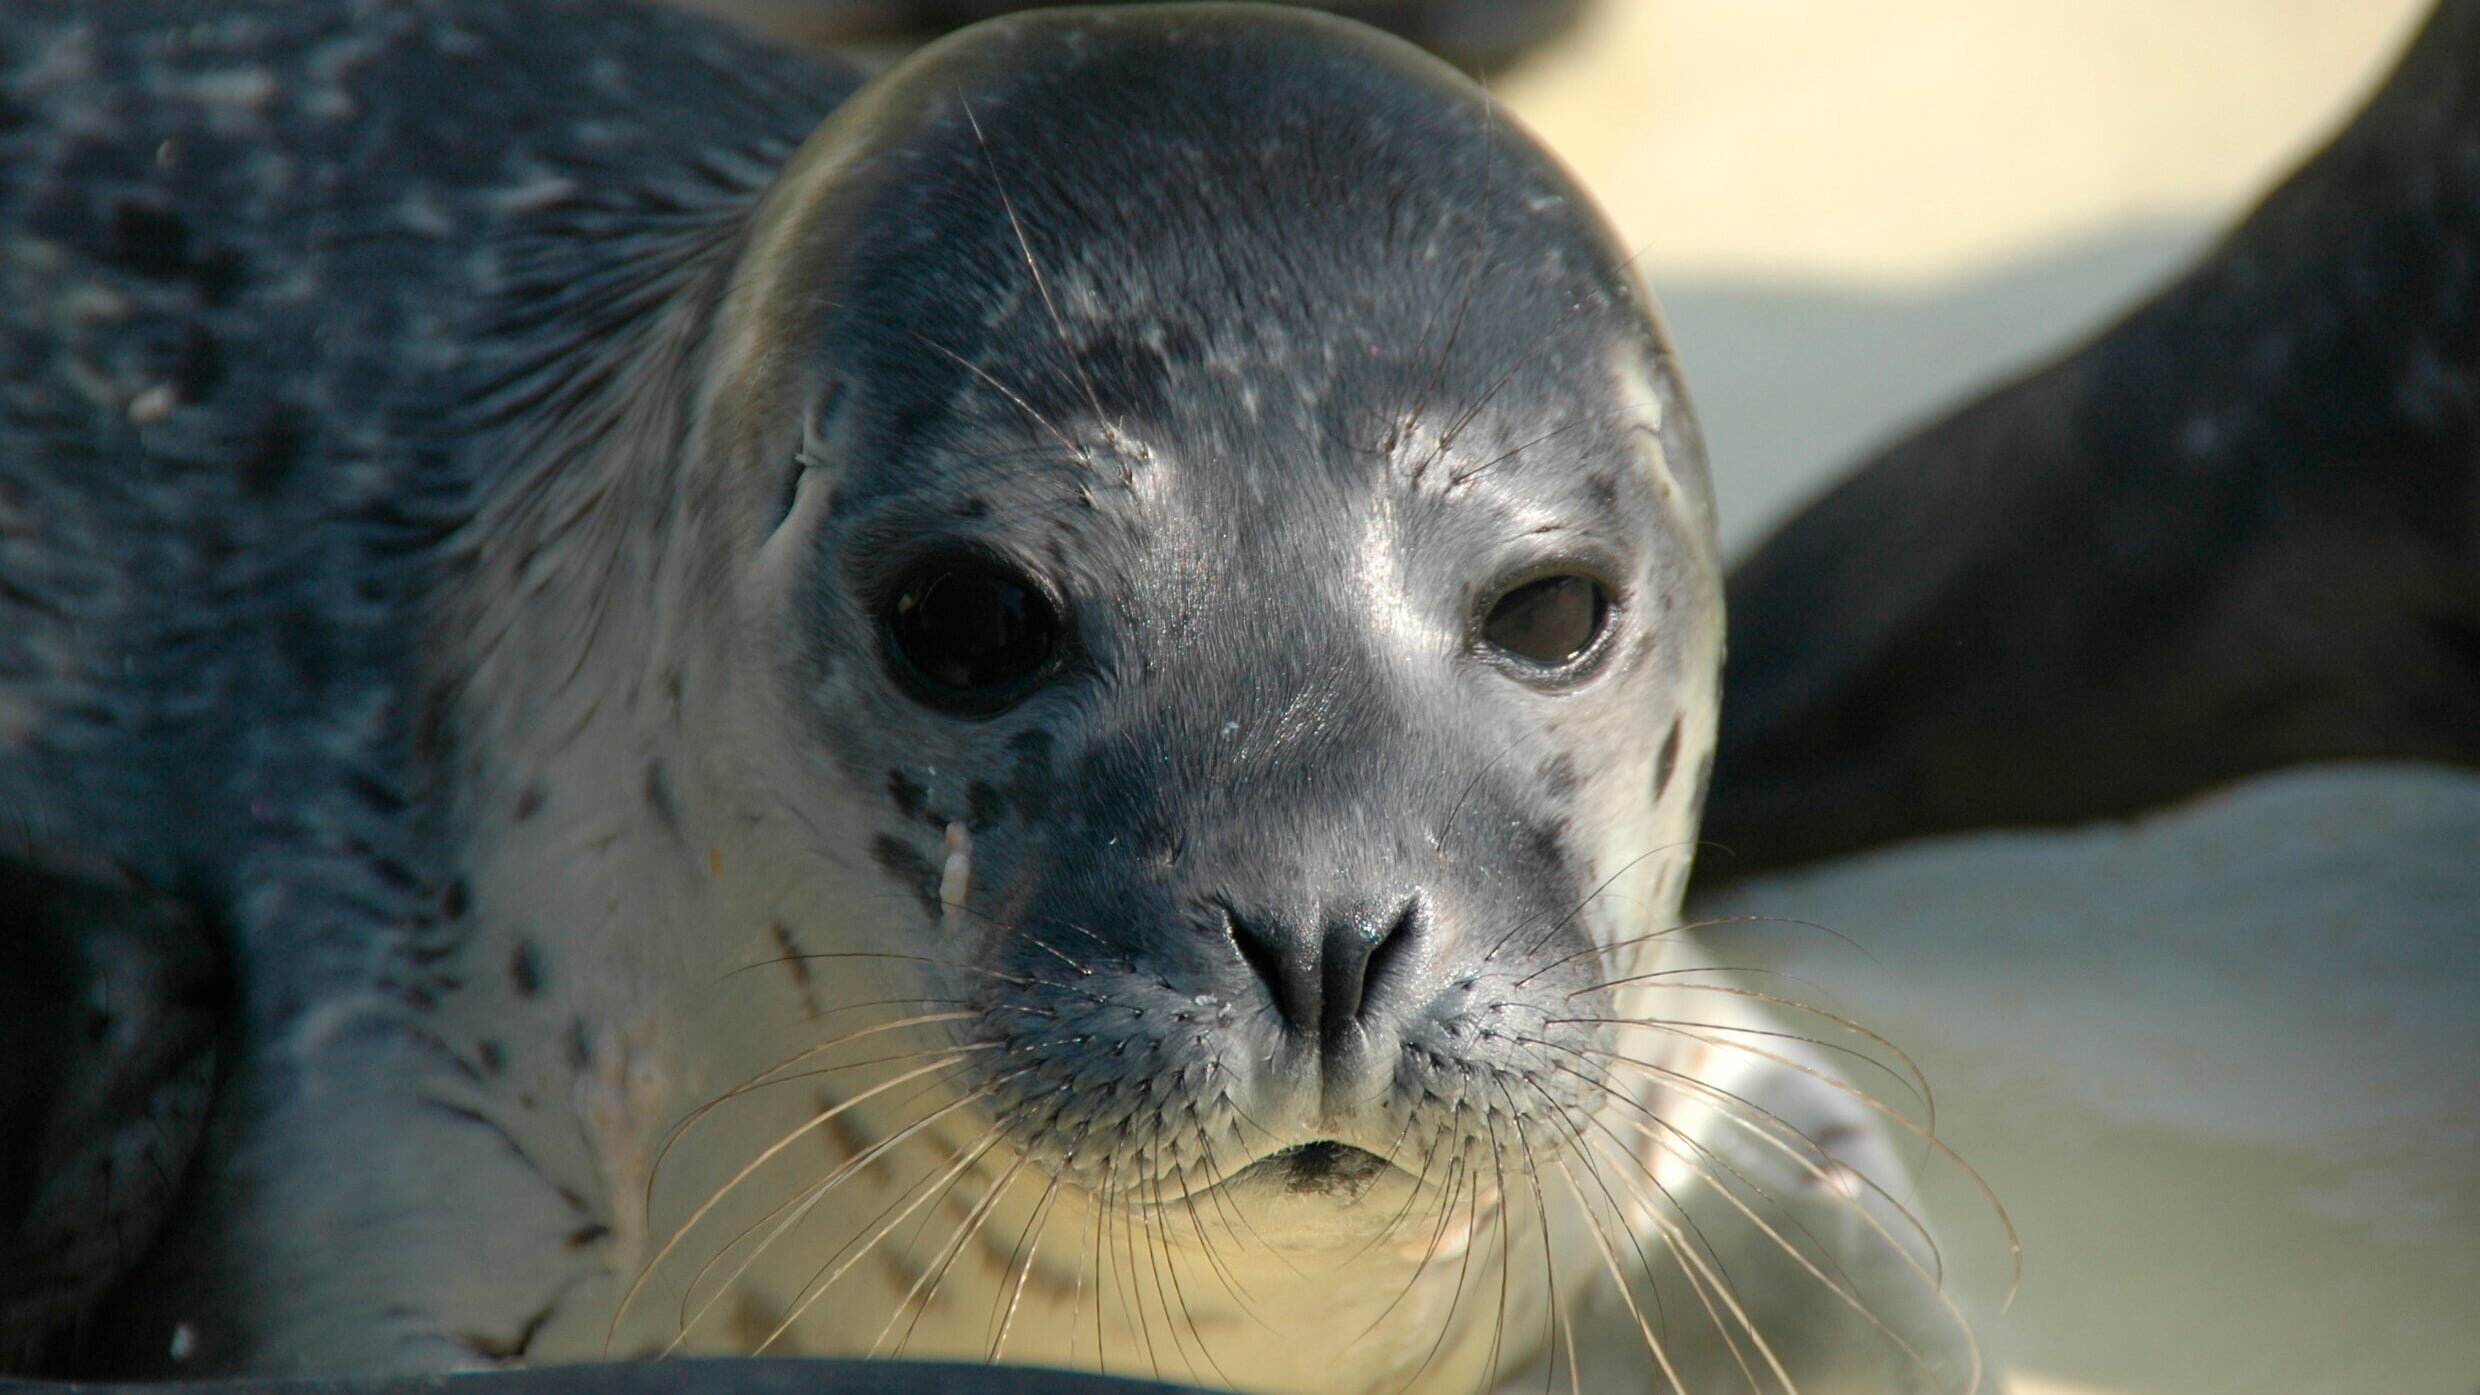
[1233,1140,1396,1196]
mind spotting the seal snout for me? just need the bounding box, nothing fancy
[1221,891,1426,1074]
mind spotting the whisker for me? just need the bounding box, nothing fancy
[1111,1156,1165,1384]
[903,329,1085,460]
[637,1017,988,1249]
[1563,1038,1972,1354]
[1546,1146,1696,1395]
[961,101,1111,451]
[672,1078,1010,1351]
[877,1141,1030,1359]
[1347,1144,1453,1348]
[1559,976,1935,1121]
[1450,404,1643,487]
[1581,1026,2019,1303]
[1538,1046,1941,1382]
[988,1167,1067,1362]
[1169,1152,1264,1327]
[607,1048,984,1352]
[1496,1079,1579,1395]
[1502,845,1687,978]
[763,1108,1016,1353]
[1141,1167,1227,1388]
[1390,1120,1489,1395]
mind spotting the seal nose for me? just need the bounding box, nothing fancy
[1225,895,1423,1052]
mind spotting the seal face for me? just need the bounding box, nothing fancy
[1,2,1972,1389]
[770,5,1715,1225]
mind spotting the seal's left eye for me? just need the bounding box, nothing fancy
[1482,573,1611,669]
[884,561,1060,704]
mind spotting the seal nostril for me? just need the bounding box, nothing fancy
[1322,895,1421,1048]
[1360,897,1420,1013]
[1224,904,1313,1033]
[1224,896,1423,1049]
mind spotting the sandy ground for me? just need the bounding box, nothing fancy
[1695,767,2480,1395]
[1485,6,2471,1395]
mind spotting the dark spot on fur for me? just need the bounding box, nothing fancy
[1538,754,1578,799]
[171,326,225,401]
[103,200,194,280]
[477,1039,506,1075]
[763,918,823,1017]
[1516,818,1569,880]
[413,682,452,763]
[274,605,336,690]
[566,1224,611,1251]
[441,877,471,920]
[1653,717,1682,799]
[769,922,815,992]
[822,485,845,518]
[361,847,419,893]
[508,941,543,999]
[456,1299,558,1361]
[887,770,927,822]
[966,779,1007,830]
[815,1091,890,1185]
[872,833,942,920]
[195,246,246,307]
[1585,472,1619,512]
[512,783,545,822]
[346,769,405,815]
[565,1019,592,1071]
[643,758,679,834]
[239,402,306,497]
[1005,728,1061,809]
[958,496,989,519]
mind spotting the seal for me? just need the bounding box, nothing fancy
[0,1,1978,1389]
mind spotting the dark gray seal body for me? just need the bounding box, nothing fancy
[1,2,1968,1389]
[1704,0,2480,884]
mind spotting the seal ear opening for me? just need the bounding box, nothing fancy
[771,382,850,543]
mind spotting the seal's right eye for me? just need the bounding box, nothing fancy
[1481,572,1612,671]
[882,559,1062,709]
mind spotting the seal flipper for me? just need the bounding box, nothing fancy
[0,860,224,1374]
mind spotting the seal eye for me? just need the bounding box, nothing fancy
[884,560,1061,706]
[1482,573,1611,669]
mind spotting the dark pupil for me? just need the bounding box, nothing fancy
[1484,574,1607,664]
[890,566,1054,691]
